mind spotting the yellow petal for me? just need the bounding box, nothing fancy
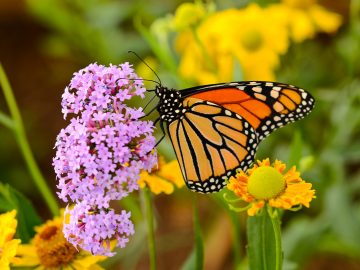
[291,11,316,42]
[0,260,10,270]
[12,244,39,267]
[309,5,342,33]
[247,201,265,216]
[158,160,185,188]
[140,174,174,195]
[0,210,17,247]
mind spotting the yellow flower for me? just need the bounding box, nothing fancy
[14,212,106,270]
[269,0,342,43]
[0,210,21,270]
[227,159,315,216]
[175,4,289,84]
[138,156,184,194]
[172,2,207,31]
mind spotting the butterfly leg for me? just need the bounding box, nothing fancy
[142,94,157,111]
[139,105,158,119]
[154,119,166,148]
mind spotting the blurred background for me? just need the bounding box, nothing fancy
[1,0,360,269]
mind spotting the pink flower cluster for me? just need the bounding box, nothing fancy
[64,202,134,256]
[53,63,157,255]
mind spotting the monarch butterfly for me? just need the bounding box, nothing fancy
[150,80,315,194]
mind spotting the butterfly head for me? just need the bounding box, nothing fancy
[155,85,183,122]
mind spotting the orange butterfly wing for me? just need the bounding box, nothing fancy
[183,81,314,140]
[167,98,257,193]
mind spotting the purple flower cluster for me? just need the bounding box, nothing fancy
[54,63,157,255]
[64,202,134,256]
[61,62,145,120]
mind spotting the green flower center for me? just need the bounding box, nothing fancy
[247,166,286,200]
[242,30,263,51]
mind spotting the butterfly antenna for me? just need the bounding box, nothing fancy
[116,77,158,87]
[128,50,162,86]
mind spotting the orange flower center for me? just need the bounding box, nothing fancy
[34,224,78,268]
[247,166,286,200]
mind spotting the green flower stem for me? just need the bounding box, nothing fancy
[247,205,283,270]
[228,209,242,269]
[192,195,204,270]
[260,210,268,270]
[267,206,282,270]
[143,187,157,270]
[0,64,59,216]
[0,111,14,129]
[134,17,178,75]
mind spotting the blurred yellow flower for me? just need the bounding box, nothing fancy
[269,0,342,42]
[138,156,184,194]
[173,2,207,31]
[0,210,21,270]
[175,4,289,84]
[227,159,315,216]
[14,212,106,270]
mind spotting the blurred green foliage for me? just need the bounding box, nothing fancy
[0,183,42,243]
[1,0,360,269]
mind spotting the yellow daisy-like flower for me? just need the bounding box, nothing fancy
[138,156,184,195]
[172,2,207,31]
[175,4,289,84]
[227,158,315,216]
[269,0,342,43]
[0,210,21,270]
[14,212,106,270]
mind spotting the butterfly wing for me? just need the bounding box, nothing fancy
[181,81,315,141]
[167,97,257,193]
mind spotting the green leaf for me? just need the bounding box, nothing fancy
[0,183,42,242]
[282,216,328,265]
[324,184,360,248]
[181,198,204,270]
[247,208,281,270]
[181,248,198,270]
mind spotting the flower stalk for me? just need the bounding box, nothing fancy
[0,64,59,216]
[144,187,157,270]
[247,205,283,270]
[227,159,315,270]
[268,206,282,270]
